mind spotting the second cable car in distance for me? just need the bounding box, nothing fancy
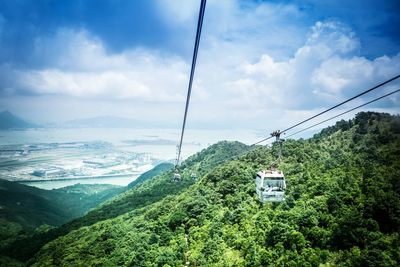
[173,170,181,182]
[172,144,182,182]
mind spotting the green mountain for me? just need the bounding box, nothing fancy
[0,141,249,263]
[127,162,174,188]
[61,141,248,233]
[0,180,124,252]
[0,163,172,237]
[3,112,400,266]
[0,180,124,228]
[0,111,39,129]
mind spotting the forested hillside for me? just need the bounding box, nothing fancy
[0,141,249,263]
[3,112,400,266]
[0,180,124,258]
[127,163,173,188]
[72,141,248,227]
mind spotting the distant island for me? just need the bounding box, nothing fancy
[0,111,40,130]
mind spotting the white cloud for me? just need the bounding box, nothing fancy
[311,56,373,97]
[225,20,400,113]
[157,0,305,60]
[6,29,190,102]
[305,21,359,57]
[1,1,399,129]
[311,55,400,100]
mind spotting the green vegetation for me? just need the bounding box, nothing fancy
[0,180,123,229]
[62,141,249,230]
[127,163,173,188]
[2,112,400,266]
[0,180,123,252]
[1,141,248,262]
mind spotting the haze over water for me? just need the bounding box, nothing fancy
[0,128,261,189]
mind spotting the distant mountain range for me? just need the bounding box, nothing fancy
[0,112,178,129]
[0,180,123,230]
[56,116,178,129]
[0,111,39,130]
[0,110,246,130]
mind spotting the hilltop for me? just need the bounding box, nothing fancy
[2,112,400,266]
[0,111,39,130]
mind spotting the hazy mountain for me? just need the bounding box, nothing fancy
[60,116,178,128]
[0,111,39,130]
[0,180,123,229]
[0,179,124,257]
[0,163,173,238]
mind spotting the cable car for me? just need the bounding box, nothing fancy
[191,172,197,180]
[172,171,181,182]
[255,170,286,202]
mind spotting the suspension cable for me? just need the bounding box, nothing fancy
[286,88,400,138]
[253,75,400,144]
[281,75,400,134]
[176,0,207,167]
[211,84,400,166]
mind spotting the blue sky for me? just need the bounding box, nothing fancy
[0,0,399,129]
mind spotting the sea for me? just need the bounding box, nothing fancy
[0,128,263,189]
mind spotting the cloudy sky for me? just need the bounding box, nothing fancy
[0,0,399,131]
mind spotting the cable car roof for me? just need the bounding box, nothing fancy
[257,170,284,178]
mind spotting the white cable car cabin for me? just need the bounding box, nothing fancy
[172,172,181,182]
[255,170,286,202]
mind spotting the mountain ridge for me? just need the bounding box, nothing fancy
[0,111,39,130]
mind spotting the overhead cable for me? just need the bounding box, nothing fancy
[176,0,207,166]
[281,75,400,133]
[216,87,400,166]
[286,88,400,138]
[254,75,400,144]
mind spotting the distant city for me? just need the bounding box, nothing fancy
[0,141,157,183]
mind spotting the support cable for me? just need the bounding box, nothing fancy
[286,88,400,138]
[212,86,400,166]
[176,0,207,167]
[254,75,400,144]
[281,75,400,134]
